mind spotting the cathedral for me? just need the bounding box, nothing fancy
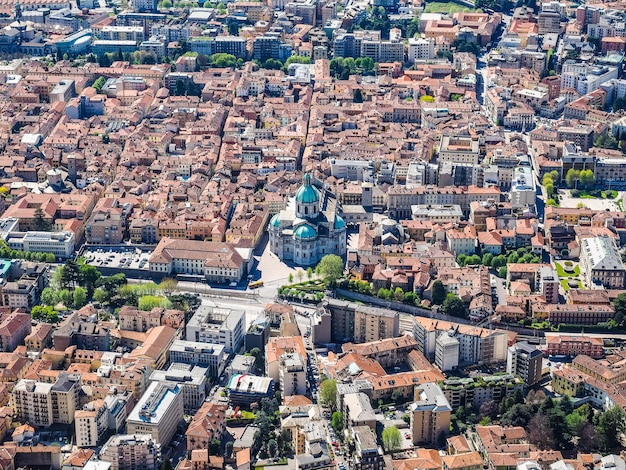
[268,174,347,266]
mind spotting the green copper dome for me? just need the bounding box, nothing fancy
[294,224,317,240]
[334,215,346,230]
[270,213,281,228]
[295,173,319,205]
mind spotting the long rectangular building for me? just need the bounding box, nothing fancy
[126,381,184,446]
[149,237,251,284]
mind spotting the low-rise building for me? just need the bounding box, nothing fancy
[186,402,228,452]
[544,334,604,359]
[0,310,31,352]
[227,374,274,405]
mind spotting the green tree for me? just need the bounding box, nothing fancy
[442,293,467,318]
[431,279,446,305]
[209,439,220,455]
[160,277,178,295]
[138,295,172,311]
[79,264,101,297]
[93,288,108,305]
[306,267,313,280]
[466,254,481,265]
[579,169,595,189]
[41,287,59,306]
[394,287,404,302]
[491,255,507,269]
[614,292,626,325]
[33,207,50,231]
[457,254,467,267]
[225,442,233,459]
[268,439,278,458]
[317,255,344,285]
[331,411,344,434]
[73,287,87,308]
[597,406,626,450]
[249,347,264,373]
[565,169,580,189]
[59,289,72,307]
[288,273,294,284]
[60,260,80,289]
[227,18,239,35]
[320,379,337,409]
[482,253,494,267]
[353,88,364,103]
[381,426,402,453]
[498,266,508,278]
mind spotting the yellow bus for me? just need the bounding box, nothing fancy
[248,280,264,289]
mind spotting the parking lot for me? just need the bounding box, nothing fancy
[83,246,152,271]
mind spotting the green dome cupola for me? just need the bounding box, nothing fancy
[294,224,317,240]
[295,173,319,219]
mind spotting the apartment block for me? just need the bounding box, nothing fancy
[352,426,385,470]
[169,340,226,378]
[506,342,543,386]
[150,363,208,413]
[544,334,604,359]
[100,435,159,470]
[0,310,31,352]
[75,399,108,447]
[410,383,452,446]
[186,305,245,353]
[127,381,184,446]
[279,352,306,397]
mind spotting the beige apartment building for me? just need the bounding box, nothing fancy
[410,383,452,446]
[75,399,108,447]
[100,434,159,470]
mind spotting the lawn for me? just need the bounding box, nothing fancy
[560,278,582,292]
[577,190,618,199]
[555,262,580,277]
[423,1,477,13]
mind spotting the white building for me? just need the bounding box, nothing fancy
[279,352,306,397]
[269,173,347,266]
[411,204,463,223]
[510,166,536,209]
[126,381,184,446]
[150,363,208,413]
[414,317,508,364]
[408,37,434,63]
[329,159,374,182]
[169,340,226,378]
[12,380,54,427]
[435,332,459,372]
[6,231,75,259]
[186,305,245,353]
[579,236,626,289]
[560,63,618,96]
